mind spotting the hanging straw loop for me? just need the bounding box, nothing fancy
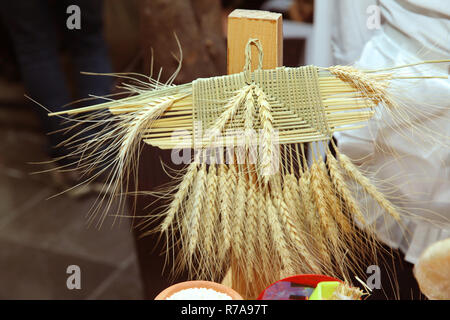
[244,38,264,84]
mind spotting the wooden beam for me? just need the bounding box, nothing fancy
[224,9,283,299]
[227,9,283,74]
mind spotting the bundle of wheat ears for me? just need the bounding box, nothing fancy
[47,39,449,298]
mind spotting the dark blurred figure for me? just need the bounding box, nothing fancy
[0,0,113,163]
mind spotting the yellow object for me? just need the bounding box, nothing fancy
[309,281,341,300]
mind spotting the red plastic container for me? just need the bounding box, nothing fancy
[257,274,342,300]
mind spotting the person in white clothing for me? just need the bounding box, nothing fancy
[331,0,450,299]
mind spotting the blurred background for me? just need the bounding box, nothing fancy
[1,0,446,300]
[0,0,325,299]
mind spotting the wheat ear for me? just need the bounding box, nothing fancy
[326,149,366,225]
[299,170,331,268]
[283,173,320,273]
[185,162,207,260]
[244,88,255,140]
[318,160,352,235]
[327,151,382,277]
[267,183,295,276]
[328,65,394,108]
[257,183,274,285]
[310,160,340,247]
[232,166,247,264]
[117,98,174,172]
[117,100,172,160]
[244,176,259,276]
[206,85,252,145]
[160,161,198,232]
[283,174,302,246]
[201,159,219,276]
[317,158,355,278]
[331,283,365,300]
[325,149,379,263]
[284,173,302,212]
[218,164,234,265]
[244,88,257,164]
[90,98,174,227]
[337,151,401,221]
[255,85,274,184]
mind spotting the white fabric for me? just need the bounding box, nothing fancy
[333,0,450,263]
[330,0,379,65]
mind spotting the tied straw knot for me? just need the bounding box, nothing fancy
[244,38,264,84]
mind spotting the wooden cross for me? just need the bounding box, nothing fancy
[224,8,283,298]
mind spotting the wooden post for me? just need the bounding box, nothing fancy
[224,9,283,298]
[227,9,283,74]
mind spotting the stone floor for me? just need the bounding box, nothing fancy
[0,103,144,299]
